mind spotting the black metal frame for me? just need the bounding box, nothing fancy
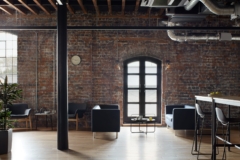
[130,119,156,134]
[1,26,240,31]
[123,56,162,123]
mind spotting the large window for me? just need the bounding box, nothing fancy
[123,57,162,123]
[0,32,18,83]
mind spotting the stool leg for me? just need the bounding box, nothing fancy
[191,115,199,154]
[197,118,204,160]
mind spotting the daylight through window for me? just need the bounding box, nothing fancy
[0,32,18,83]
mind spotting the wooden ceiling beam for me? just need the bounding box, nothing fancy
[18,0,38,15]
[66,0,75,14]
[159,8,165,16]
[77,0,87,14]
[0,6,14,15]
[92,0,99,15]
[107,0,112,15]
[135,0,140,13]
[48,0,57,10]
[3,0,27,15]
[33,0,50,15]
[121,0,125,15]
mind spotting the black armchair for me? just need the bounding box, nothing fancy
[91,104,120,138]
[68,103,87,130]
[8,103,32,129]
[165,104,195,130]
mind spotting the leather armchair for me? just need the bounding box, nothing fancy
[68,103,87,130]
[165,104,195,130]
[91,104,120,138]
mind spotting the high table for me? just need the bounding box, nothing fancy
[195,95,240,160]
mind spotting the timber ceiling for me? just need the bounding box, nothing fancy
[0,0,165,17]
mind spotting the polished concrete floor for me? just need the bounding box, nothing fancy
[0,127,240,160]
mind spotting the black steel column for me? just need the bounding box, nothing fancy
[57,0,68,150]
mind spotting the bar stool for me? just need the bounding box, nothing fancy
[191,104,212,159]
[215,107,240,160]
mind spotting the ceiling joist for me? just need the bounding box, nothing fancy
[18,0,38,15]
[77,0,87,14]
[92,0,99,15]
[135,0,140,13]
[48,0,57,10]
[33,0,50,15]
[107,0,112,15]
[122,0,125,15]
[0,6,14,15]
[3,0,27,15]
[66,3,74,14]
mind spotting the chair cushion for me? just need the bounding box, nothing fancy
[10,114,28,118]
[68,114,76,118]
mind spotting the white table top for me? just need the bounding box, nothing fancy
[195,95,240,107]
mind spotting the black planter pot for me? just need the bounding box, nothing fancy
[0,129,12,155]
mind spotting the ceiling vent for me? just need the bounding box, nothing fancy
[140,0,188,8]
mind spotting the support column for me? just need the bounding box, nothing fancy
[57,0,68,150]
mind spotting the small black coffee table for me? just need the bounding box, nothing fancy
[130,118,156,134]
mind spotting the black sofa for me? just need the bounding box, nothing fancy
[165,104,195,130]
[91,104,120,138]
[8,103,32,129]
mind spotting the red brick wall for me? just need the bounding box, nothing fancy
[1,12,240,128]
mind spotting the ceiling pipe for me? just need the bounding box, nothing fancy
[166,22,240,42]
[184,0,234,15]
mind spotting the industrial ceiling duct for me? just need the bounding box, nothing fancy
[166,22,240,42]
[184,0,235,15]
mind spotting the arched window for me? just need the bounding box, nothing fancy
[123,56,162,123]
[0,32,18,83]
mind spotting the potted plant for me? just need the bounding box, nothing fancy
[0,76,22,154]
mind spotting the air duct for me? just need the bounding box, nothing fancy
[184,0,235,15]
[166,22,240,42]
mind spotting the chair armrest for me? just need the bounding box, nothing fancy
[172,108,195,130]
[24,108,32,116]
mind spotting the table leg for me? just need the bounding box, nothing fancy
[36,116,38,130]
[228,105,231,151]
[212,101,216,160]
[46,115,48,128]
[51,115,53,130]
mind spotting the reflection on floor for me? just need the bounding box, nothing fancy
[0,127,240,160]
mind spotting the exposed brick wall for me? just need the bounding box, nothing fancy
[1,12,240,129]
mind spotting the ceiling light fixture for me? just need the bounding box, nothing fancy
[56,0,63,5]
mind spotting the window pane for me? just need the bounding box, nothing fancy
[0,33,5,40]
[145,104,157,117]
[0,67,6,74]
[12,75,17,83]
[145,90,157,102]
[0,41,5,50]
[6,33,12,40]
[145,61,157,73]
[6,50,13,57]
[128,61,139,73]
[12,41,17,49]
[128,75,139,88]
[12,49,17,57]
[128,104,139,117]
[12,67,17,74]
[0,50,5,57]
[13,58,17,66]
[7,75,13,83]
[145,75,157,88]
[128,90,139,102]
[6,41,12,49]
[6,58,12,66]
[6,67,12,74]
[0,58,5,66]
